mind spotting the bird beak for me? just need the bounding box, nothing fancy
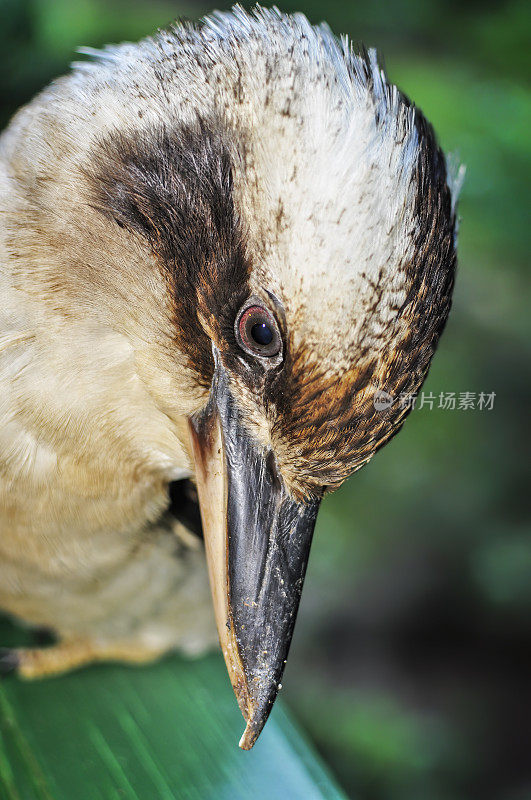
[188,353,320,750]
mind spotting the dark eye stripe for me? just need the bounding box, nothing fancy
[236,304,281,358]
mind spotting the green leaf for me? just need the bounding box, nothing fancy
[0,620,346,800]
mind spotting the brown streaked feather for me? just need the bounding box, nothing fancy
[85,119,252,388]
[269,111,457,498]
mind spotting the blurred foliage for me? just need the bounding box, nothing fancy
[0,0,529,798]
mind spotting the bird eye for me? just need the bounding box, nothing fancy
[236,304,281,358]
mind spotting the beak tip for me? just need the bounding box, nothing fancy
[237,694,276,750]
[238,727,254,751]
[238,719,260,751]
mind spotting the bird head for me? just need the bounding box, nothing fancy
[4,8,461,748]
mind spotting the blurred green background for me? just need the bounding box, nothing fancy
[0,0,529,798]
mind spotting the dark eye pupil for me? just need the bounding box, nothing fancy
[250,322,273,346]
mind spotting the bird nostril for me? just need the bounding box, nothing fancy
[265,449,283,492]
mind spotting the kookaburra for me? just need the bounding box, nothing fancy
[0,6,460,748]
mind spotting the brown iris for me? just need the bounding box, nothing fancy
[236,304,281,358]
